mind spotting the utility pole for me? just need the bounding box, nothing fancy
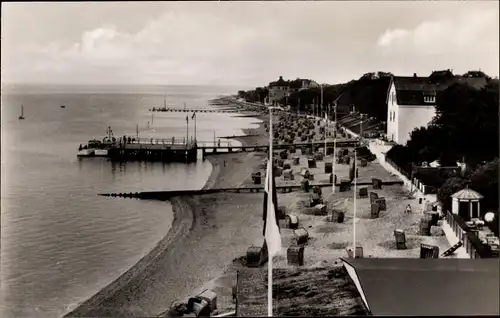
[332,103,337,193]
[360,115,363,143]
[186,114,189,146]
[194,113,197,144]
[298,97,300,116]
[353,147,357,258]
[320,85,324,118]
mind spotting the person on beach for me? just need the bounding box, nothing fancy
[405,204,412,214]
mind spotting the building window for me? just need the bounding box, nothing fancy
[424,95,436,103]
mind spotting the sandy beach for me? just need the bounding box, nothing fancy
[66,108,452,317]
[65,112,269,317]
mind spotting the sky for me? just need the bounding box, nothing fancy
[1,1,499,87]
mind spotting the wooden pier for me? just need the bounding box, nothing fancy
[81,138,198,163]
[79,136,358,162]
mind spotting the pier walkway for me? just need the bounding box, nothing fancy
[199,139,358,158]
[79,137,358,162]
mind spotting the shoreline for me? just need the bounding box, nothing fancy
[65,102,266,317]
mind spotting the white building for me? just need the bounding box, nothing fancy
[386,71,487,145]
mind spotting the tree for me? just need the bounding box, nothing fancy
[437,176,468,212]
[437,158,499,236]
[433,82,499,168]
[462,70,490,79]
[405,125,443,164]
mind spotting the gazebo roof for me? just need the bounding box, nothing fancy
[451,187,484,200]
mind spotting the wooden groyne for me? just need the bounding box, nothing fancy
[150,108,239,113]
[99,180,404,200]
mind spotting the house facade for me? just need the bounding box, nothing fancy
[268,76,290,105]
[287,78,319,95]
[386,71,487,145]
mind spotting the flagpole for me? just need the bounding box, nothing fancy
[194,113,197,144]
[186,115,189,147]
[268,107,274,317]
[266,106,283,317]
[353,147,357,258]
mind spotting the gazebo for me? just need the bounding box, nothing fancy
[451,186,484,221]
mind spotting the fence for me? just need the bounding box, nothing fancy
[444,210,493,258]
[385,157,439,195]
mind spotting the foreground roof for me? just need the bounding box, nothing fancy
[342,258,500,316]
[236,266,367,316]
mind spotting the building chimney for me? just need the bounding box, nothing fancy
[413,73,417,78]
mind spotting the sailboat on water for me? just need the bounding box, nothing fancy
[18,105,25,120]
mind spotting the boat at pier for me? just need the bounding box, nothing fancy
[77,149,95,157]
[77,126,116,157]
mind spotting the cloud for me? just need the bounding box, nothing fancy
[2,9,294,85]
[2,2,498,85]
[376,9,498,55]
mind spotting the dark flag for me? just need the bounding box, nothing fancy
[350,149,357,182]
[186,115,188,123]
[263,162,280,236]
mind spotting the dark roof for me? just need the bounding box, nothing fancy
[392,76,488,105]
[394,76,441,92]
[269,76,289,87]
[342,258,500,316]
[429,69,454,80]
[289,79,303,89]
